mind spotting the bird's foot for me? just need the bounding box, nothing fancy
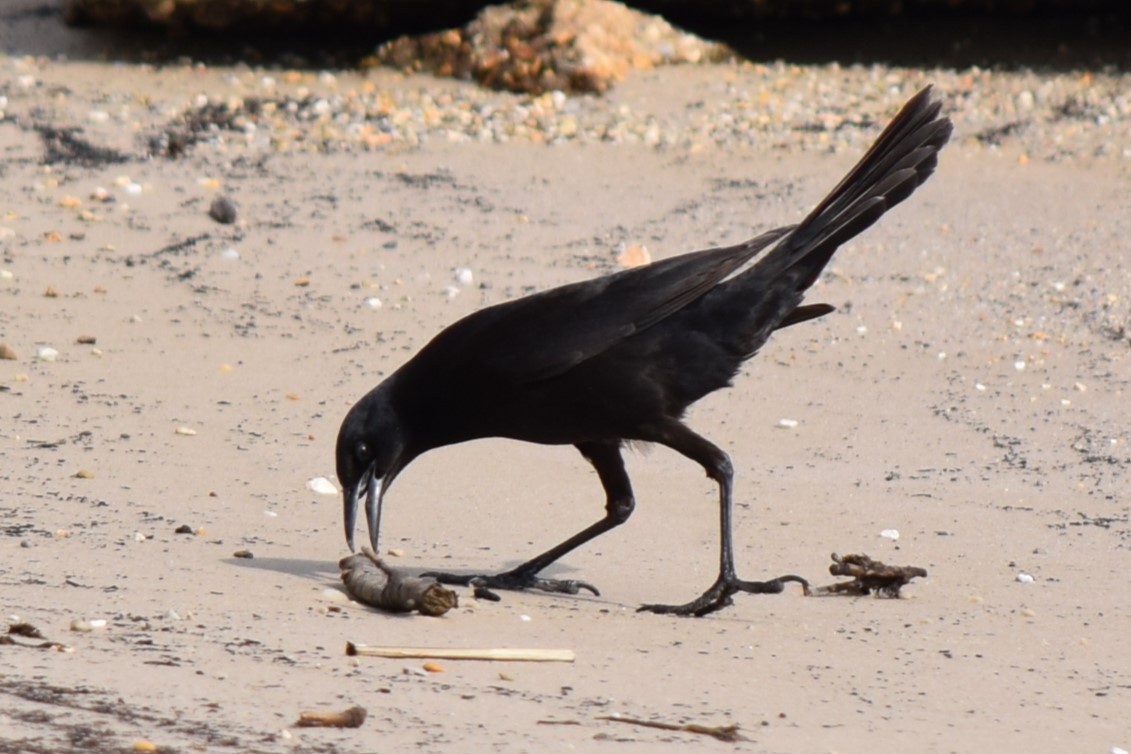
[423,568,600,601]
[638,573,810,617]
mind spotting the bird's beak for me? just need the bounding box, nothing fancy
[343,459,404,553]
[343,467,366,553]
[343,463,377,552]
[364,466,383,552]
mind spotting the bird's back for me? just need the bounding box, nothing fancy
[392,88,951,447]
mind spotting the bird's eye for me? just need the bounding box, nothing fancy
[356,442,369,460]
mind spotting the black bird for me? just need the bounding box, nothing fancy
[336,87,952,616]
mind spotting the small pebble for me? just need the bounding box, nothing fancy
[36,345,59,362]
[208,195,238,224]
[364,296,383,310]
[776,418,798,429]
[220,247,240,261]
[175,426,197,436]
[233,549,254,559]
[321,588,348,602]
[1015,572,1035,584]
[70,618,107,632]
[453,267,474,286]
[616,243,651,268]
[880,528,900,540]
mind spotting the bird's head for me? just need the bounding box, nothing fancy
[335,384,408,553]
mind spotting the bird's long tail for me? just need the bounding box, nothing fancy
[708,86,953,357]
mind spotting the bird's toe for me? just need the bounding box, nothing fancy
[425,569,600,599]
[638,573,809,617]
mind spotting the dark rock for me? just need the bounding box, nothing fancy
[209,195,238,225]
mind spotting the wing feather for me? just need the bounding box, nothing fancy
[412,226,793,385]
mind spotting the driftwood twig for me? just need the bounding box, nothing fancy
[809,552,927,597]
[597,714,749,742]
[346,642,575,662]
[339,547,458,616]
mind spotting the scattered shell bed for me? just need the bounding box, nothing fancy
[130,66,1131,162]
[2,53,1129,165]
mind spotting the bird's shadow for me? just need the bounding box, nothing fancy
[224,555,339,583]
[223,554,587,580]
[223,553,608,610]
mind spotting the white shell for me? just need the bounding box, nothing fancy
[306,476,338,496]
[453,267,474,286]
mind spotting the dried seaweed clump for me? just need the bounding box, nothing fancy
[810,553,927,597]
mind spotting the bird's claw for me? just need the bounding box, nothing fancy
[638,573,809,617]
[423,569,601,600]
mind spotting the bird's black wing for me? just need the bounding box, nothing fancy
[417,227,794,385]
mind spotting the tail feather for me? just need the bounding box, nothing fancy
[702,86,952,358]
[795,88,950,244]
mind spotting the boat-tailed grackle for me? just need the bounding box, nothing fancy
[336,87,952,616]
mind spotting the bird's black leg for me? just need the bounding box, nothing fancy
[424,440,634,598]
[637,421,808,617]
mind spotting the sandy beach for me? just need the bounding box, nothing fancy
[2,2,1130,752]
